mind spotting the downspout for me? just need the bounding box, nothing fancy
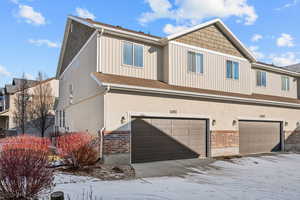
[99,85,111,160]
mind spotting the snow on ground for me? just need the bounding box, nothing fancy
[53,153,300,200]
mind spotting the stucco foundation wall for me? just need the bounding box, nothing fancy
[105,90,300,158]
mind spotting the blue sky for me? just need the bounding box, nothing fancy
[0,0,300,87]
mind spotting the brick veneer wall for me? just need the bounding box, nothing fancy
[285,130,300,151]
[102,131,130,154]
[211,130,239,149]
[211,130,239,156]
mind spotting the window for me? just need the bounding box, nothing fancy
[281,76,290,91]
[188,51,203,73]
[226,60,239,80]
[256,71,267,87]
[123,42,143,67]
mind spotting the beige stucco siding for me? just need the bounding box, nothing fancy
[105,91,300,156]
[64,93,104,136]
[58,33,98,108]
[105,91,299,132]
[57,33,103,134]
[100,34,163,80]
[252,69,297,98]
[167,42,252,95]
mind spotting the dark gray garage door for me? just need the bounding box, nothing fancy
[131,117,207,163]
[239,121,282,155]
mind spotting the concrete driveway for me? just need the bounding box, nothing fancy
[53,153,300,200]
[132,158,215,178]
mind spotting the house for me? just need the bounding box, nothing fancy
[55,16,300,164]
[285,63,300,73]
[0,78,59,137]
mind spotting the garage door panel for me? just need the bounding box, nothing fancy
[239,121,281,155]
[131,117,207,163]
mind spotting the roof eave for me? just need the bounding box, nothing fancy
[100,82,300,109]
[252,62,300,77]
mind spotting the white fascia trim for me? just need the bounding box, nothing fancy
[68,15,95,28]
[90,73,103,87]
[93,25,162,45]
[252,63,300,77]
[59,30,98,79]
[166,19,220,40]
[69,15,162,45]
[170,41,248,62]
[216,20,256,62]
[102,82,300,109]
[166,18,256,62]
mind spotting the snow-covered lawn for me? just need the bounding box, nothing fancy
[53,153,300,200]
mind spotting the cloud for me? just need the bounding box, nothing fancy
[24,73,35,80]
[0,65,11,77]
[75,8,96,20]
[251,34,263,42]
[276,33,294,47]
[275,0,299,11]
[139,0,258,28]
[28,39,60,48]
[18,4,45,25]
[249,46,264,59]
[270,52,300,66]
[163,24,190,34]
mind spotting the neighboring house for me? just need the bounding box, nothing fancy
[0,78,59,137]
[56,16,300,164]
[285,63,300,73]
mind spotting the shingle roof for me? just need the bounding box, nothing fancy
[92,72,300,105]
[284,63,300,73]
[72,16,162,39]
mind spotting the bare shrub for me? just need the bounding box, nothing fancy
[57,132,99,168]
[0,135,53,200]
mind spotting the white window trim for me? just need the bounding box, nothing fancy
[226,60,240,80]
[256,70,267,87]
[187,50,204,75]
[281,76,290,91]
[121,41,144,68]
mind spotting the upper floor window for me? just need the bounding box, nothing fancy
[256,70,267,87]
[122,42,144,67]
[281,76,290,91]
[188,51,203,74]
[226,60,239,80]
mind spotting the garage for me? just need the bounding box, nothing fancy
[239,120,282,155]
[131,117,208,163]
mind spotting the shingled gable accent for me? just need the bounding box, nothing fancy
[173,24,246,59]
[59,20,95,76]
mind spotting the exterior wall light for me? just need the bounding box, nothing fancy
[232,120,237,126]
[212,119,216,126]
[285,121,288,126]
[121,116,126,124]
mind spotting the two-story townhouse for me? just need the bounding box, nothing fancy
[56,16,300,164]
[0,78,59,136]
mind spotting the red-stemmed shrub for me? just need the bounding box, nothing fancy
[56,132,99,168]
[0,135,53,200]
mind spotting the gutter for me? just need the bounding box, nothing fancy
[101,82,300,109]
[68,15,162,46]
